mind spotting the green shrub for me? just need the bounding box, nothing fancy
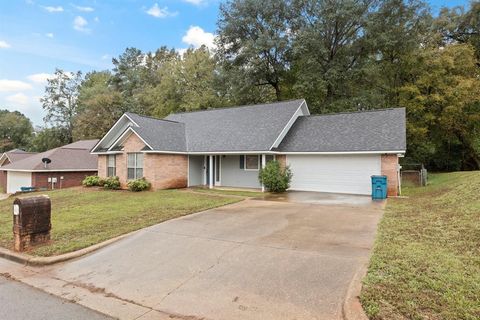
[258,160,292,193]
[103,176,121,190]
[82,175,101,187]
[127,178,151,192]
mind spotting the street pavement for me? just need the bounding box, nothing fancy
[0,275,113,320]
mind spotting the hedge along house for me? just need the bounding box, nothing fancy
[0,140,99,194]
[92,100,406,196]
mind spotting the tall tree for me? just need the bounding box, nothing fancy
[435,1,480,60]
[216,0,294,101]
[29,127,70,152]
[0,110,33,152]
[41,69,82,143]
[74,71,124,140]
[399,44,480,170]
[291,0,378,113]
[362,0,430,107]
[143,47,223,118]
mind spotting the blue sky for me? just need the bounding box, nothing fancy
[0,0,470,126]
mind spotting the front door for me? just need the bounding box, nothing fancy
[205,156,221,186]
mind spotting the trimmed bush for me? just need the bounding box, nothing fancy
[127,178,151,192]
[103,176,121,190]
[82,175,101,187]
[258,160,292,193]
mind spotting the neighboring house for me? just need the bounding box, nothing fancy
[0,140,99,194]
[0,149,38,193]
[92,100,406,196]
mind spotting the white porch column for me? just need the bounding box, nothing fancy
[209,155,213,189]
[261,154,266,192]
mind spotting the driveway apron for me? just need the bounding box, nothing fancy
[32,196,383,320]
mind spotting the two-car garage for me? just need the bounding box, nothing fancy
[286,154,382,195]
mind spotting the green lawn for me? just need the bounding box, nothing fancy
[361,172,480,320]
[0,187,241,257]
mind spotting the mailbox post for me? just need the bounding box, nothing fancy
[13,195,51,252]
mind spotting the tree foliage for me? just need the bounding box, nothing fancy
[41,69,82,143]
[0,110,33,152]
[29,0,480,171]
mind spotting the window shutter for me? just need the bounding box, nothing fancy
[239,155,244,169]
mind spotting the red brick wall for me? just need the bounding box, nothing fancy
[102,132,188,190]
[145,154,188,190]
[0,171,7,193]
[381,154,399,197]
[32,171,97,190]
[98,155,107,178]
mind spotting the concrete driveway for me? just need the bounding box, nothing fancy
[37,194,383,320]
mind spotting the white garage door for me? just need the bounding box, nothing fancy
[7,171,32,194]
[287,155,381,195]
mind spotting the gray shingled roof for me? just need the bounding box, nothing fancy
[277,108,406,152]
[165,99,305,152]
[125,113,186,152]
[3,150,38,162]
[0,140,99,171]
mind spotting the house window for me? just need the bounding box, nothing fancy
[265,155,275,164]
[245,155,259,170]
[127,153,144,180]
[107,155,116,177]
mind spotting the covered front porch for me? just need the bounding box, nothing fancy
[188,154,278,192]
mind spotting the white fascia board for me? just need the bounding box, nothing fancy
[107,127,154,152]
[91,113,139,152]
[270,99,308,150]
[142,150,188,155]
[90,151,123,155]
[1,169,97,172]
[281,150,406,155]
[143,150,405,155]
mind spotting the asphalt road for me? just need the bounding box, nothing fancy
[0,275,113,320]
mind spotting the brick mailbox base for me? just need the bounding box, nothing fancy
[13,195,51,252]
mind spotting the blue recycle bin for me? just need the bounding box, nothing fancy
[371,175,388,200]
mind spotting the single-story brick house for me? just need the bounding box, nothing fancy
[0,140,98,194]
[91,100,406,196]
[0,149,38,193]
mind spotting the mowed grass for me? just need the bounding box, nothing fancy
[361,172,480,320]
[0,187,241,256]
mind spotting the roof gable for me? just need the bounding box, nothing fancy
[165,99,307,152]
[1,140,98,171]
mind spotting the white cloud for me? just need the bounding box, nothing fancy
[45,33,54,38]
[101,54,110,60]
[146,3,177,18]
[0,80,33,92]
[6,93,29,106]
[183,0,207,5]
[73,16,90,32]
[42,6,64,13]
[26,73,54,84]
[73,5,94,12]
[94,16,100,22]
[182,26,215,49]
[0,40,11,49]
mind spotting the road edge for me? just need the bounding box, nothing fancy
[0,229,138,266]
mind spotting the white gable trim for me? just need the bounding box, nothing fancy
[270,99,309,150]
[91,113,139,153]
[1,169,96,172]
[107,127,154,151]
[0,153,10,166]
